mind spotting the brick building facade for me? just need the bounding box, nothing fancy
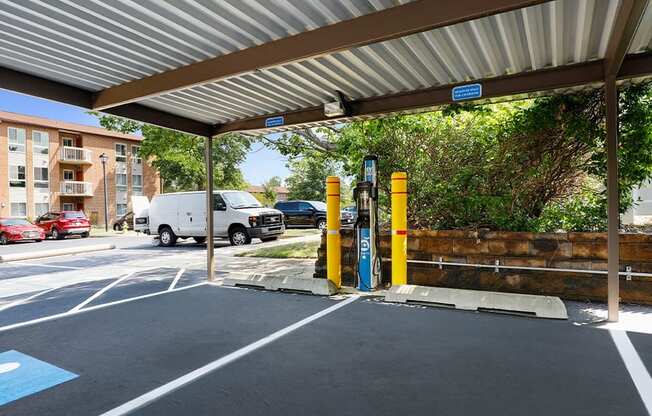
[0,111,160,225]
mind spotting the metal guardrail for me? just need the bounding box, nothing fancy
[60,146,92,163]
[381,257,652,280]
[60,181,93,196]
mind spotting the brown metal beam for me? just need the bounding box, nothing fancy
[0,66,213,137]
[619,51,652,79]
[214,52,652,135]
[214,59,605,134]
[92,0,549,110]
[103,104,214,137]
[603,0,649,77]
[0,66,91,108]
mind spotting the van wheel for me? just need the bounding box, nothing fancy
[113,223,123,231]
[159,227,177,247]
[193,237,206,244]
[316,218,326,231]
[229,226,251,246]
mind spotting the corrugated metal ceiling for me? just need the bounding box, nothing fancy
[142,0,629,124]
[0,0,403,91]
[0,0,650,128]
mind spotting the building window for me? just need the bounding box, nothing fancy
[63,169,75,181]
[115,143,127,163]
[8,127,26,153]
[9,165,26,188]
[34,203,49,217]
[132,174,143,195]
[10,203,27,217]
[62,203,75,211]
[32,131,49,155]
[62,137,74,147]
[116,173,128,190]
[34,167,49,189]
[116,203,128,216]
[132,145,142,164]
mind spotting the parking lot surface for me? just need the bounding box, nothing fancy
[0,285,650,415]
[0,234,649,415]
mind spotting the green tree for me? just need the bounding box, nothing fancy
[89,113,251,191]
[262,83,652,231]
[260,176,282,206]
[285,153,340,201]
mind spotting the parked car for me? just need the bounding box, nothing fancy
[113,212,134,231]
[274,200,327,230]
[133,191,285,247]
[0,218,45,245]
[35,211,91,240]
[341,206,357,226]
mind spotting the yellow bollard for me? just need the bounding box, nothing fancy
[326,176,341,288]
[391,172,408,286]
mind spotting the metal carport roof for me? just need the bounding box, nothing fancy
[1,0,651,321]
[0,0,649,135]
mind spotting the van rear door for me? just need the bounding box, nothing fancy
[131,195,150,233]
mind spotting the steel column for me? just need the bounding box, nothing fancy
[606,76,620,322]
[205,135,215,282]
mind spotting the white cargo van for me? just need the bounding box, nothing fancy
[133,191,285,246]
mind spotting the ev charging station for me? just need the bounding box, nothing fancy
[353,155,382,291]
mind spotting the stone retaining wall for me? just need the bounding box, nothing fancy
[314,229,652,304]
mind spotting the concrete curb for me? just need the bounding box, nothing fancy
[222,274,338,296]
[385,285,568,319]
[0,244,116,263]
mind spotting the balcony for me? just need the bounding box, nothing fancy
[60,146,92,164]
[60,181,93,197]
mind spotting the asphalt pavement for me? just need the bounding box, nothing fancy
[0,285,649,416]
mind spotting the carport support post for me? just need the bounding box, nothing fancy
[606,76,619,322]
[205,135,215,281]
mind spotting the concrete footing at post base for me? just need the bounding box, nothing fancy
[222,274,339,296]
[385,284,568,319]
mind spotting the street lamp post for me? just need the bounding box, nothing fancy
[99,153,109,232]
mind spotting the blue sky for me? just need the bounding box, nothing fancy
[0,89,290,185]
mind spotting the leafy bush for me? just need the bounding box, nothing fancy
[272,83,652,232]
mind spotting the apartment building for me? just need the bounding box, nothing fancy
[0,111,160,225]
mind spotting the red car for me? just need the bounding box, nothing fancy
[35,211,91,240]
[0,218,45,245]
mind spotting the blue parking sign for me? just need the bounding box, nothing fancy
[452,83,482,101]
[0,350,78,406]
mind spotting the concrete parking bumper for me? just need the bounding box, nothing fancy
[222,274,338,296]
[0,244,116,263]
[385,284,568,319]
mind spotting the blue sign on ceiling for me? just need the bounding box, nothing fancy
[265,116,285,128]
[452,83,482,101]
[0,350,78,406]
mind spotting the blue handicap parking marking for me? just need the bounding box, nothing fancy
[0,350,78,406]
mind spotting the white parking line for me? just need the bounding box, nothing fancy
[0,282,208,333]
[0,288,56,312]
[99,295,359,416]
[610,330,652,415]
[69,272,135,313]
[168,268,185,291]
[10,262,82,270]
